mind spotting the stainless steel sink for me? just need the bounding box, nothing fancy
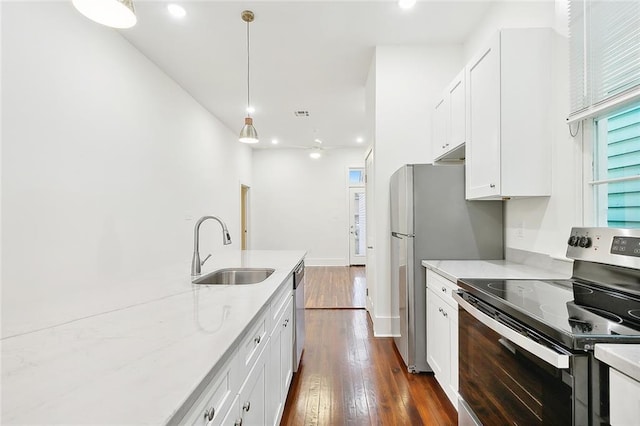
[192,268,275,285]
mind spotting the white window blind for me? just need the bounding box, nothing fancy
[568,0,640,122]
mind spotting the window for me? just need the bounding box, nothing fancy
[568,0,640,120]
[593,102,640,228]
[349,168,365,186]
[569,0,640,228]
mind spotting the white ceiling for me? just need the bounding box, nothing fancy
[120,1,495,150]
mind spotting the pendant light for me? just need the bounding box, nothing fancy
[239,10,259,144]
[72,0,137,29]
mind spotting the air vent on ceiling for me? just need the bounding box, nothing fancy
[294,110,310,117]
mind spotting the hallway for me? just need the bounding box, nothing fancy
[305,266,366,309]
[282,267,457,425]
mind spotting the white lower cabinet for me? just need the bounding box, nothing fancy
[426,270,459,409]
[609,368,640,426]
[178,279,295,426]
[235,346,268,426]
[267,296,294,426]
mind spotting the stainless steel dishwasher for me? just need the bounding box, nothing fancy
[293,260,305,372]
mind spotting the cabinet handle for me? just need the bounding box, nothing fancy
[438,307,443,313]
[234,419,243,426]
[243,401,251,412]
[204,407,215,422]
[441,286,447,293]
[254,336,261,345]
[489,183,496,188]
[283,318,289,327]
[441,309,448,318]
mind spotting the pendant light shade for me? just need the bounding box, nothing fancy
[72,0,137,29]
[239,10,259,144]
[239,117,259,144]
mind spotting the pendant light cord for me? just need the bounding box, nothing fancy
[246,19,251,118]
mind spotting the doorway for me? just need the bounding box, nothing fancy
[349,187,366,266]
[240,184,250,250]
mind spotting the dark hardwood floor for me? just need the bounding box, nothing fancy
[305,266,366,309]
[282,272,457,426]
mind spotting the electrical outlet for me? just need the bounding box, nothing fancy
[515,221,525,239]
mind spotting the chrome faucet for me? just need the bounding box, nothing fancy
[191,216,232,277]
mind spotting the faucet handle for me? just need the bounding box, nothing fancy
[200,254,212,267]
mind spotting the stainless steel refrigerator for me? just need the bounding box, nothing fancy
[390,164,503,372]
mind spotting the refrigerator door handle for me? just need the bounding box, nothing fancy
[392,232,414,238]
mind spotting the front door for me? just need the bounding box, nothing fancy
[349,187,366,265]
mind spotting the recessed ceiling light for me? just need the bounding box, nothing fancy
[314,138,323,144]
[398,0,416,10]
[167,4,186,18]
[356,137,364,143]
[271,139,279,145]
[246,106,255,114]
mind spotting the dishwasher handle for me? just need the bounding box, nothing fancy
[293,261,304,289]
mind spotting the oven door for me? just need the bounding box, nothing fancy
[454,291,589,426]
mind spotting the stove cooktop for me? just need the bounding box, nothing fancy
[457,277,640,350]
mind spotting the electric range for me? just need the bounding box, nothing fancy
[455,227,640,426]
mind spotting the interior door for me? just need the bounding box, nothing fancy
[349,187,366,266]
[241,185,249,250]
[365,149,375,314]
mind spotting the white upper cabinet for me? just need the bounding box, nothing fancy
[449,71,466,154]
[465,28,552,200]
[433,70,466,162]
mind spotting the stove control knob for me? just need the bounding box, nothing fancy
[568,236,578,246]
[578,236,589,247]
[584,237,592,248]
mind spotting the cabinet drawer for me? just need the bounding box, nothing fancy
[427,270,459,309]
[181,351,238,426]
[269,277,293,335]
[238,309,268,378]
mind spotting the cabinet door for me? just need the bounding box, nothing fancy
[432,96,449,159]
[267,297,293,426]
[449,70,465,151]
[426,289,450,385]
[218,394,240,426]
[267,318,282,426]
[280,298,294,398]
[610,368,640,425]
[466,33,501,199]
[238,345,267,426]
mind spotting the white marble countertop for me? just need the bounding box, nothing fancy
[421,259,571,283]
[1,250,306,425]
[595,344,640,382]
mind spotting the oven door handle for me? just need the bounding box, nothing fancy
[453,292,570,369]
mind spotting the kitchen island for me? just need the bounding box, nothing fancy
[1,250,305,424]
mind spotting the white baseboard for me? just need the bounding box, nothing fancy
[304,257,348,266]
[372,314,397,337]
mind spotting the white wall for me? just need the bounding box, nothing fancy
[368,46,463,335]
[251,147,366,265]
[463,0,581,260]
[1,3,252,337]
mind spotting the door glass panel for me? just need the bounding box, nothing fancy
[353,191,366,255]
